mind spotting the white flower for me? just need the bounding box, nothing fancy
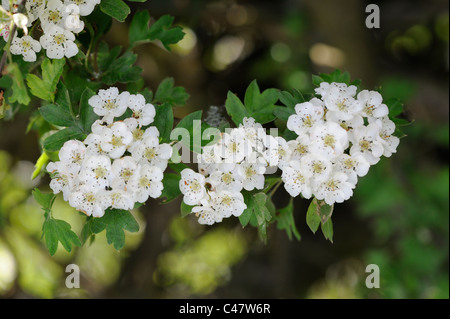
[179,168,207,205]
[129,164,164,203]
[263,135,291,169]
[88,87,130,123]
[58,139,86,172]
[105,189,135,211]
[124,118,159,152]
[333,153,370,184]
[100,121,133,159]
[78,155,112,190]
[46,161,78,201]
[281,160,312,198]
[207,166,243,192]
[287,135,311,163]
[370,116,400,157]
[197,144,222,176]
[319,82,362,121]
[313,171,355,205]
[349,123,384,165]
[218,128,250,163]
[40,0,68,32]
[309,121,349,159]
[237,161,265,191]
[357,90,389,119]
[325,110,364,131]
[68,184,109,217]
[64,4,84,33]
[109,156,137,190]
[287,98,325,135]
[211,190,247,219]
[192,200,222,225]
[127,94,156,127]
[10,35,41,62]
[300,154,332,183]
[239,117,265,151]
[64,0,100,16]
[25,0,46,26]
[40,25,78,59]
[131,135,173,171]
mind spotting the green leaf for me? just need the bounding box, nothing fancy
[153,103,174,143]
[321,218,334,243]
[97,43,142,85]
[148,14,185,50]
[306,198,321,234]
[240,192,272,242]
[312,69,357,88]
[276,199,301,241]
[26,58,65,102]
[99,0,130,22]
[32,188,55,213]
[154,77,190,107]
[42,218,81,255]
[279,89,306,110]
[128,10,151,47]
[89,209,139,250]
[160,173,182,203]
[129,11,185,50]
[306,198,334,241]
[173,110,208,152]
[180,201,194,218]
[54,81,71,111]
[79,87,98,133]
[168,162,189,174]
[226,81,279,126]
[40,104,74,127]
[273,106,295,121]
[43,127,85,152]
[6,63,30,105]
[225,91,248,126]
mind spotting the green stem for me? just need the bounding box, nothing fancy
[84,22,95,72]
[268,180,283,198]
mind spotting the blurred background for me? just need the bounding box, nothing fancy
[0,0,448,299]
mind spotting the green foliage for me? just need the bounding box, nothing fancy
[173,110,212,152]
[42,218,82,256]
[154,77,190,107]
[312,69,361,87]
[160,173,182,203]
[26,58,65,103]
[306,198,334,242]
[39,82,98,151]
[97,42,142,85]
[275,199,301,241]
[89,209,140,250]
[226,80,279,126]
[5,63,30,105]
[180,201,194,218]
[33,189,81,255]
[99,0,131,22]
[129,10,185,50]
[239,192,273,242]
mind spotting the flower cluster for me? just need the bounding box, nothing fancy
[1,0,100,61]
[281,82,400,205]
[179,117,283,225]
[46,87,173,217]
